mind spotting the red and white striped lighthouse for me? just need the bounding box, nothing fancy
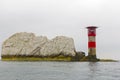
[86,26,98,60]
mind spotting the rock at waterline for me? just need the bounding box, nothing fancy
[2,32,76,60]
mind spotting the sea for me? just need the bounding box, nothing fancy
[0,61,120,80]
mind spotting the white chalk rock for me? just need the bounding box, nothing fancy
[2,32,76,56]
[40,36,76,56]
[2,32,48,56]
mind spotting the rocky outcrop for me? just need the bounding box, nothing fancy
[40,36,75,56]
[2,32,76,57]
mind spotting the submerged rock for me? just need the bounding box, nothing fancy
[2,32,76,57]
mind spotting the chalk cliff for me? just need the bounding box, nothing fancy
[2,32,76,57]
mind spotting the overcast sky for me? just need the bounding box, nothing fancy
[0,0,120,60]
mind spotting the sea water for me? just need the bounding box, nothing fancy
[0,61,120,80]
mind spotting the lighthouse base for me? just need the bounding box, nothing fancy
[87,55,99,61]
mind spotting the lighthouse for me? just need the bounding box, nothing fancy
[86,26,98,61]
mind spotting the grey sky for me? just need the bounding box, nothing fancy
[0,0,120,60]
